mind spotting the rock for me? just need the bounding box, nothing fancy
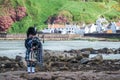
[15,55,22,62]
[59,65,69,71]
[69,58,78,63]
[91,54,103,62]
[81,51,90,58]
[86,65,90,68]
[81,76,88,80]
[90,54,103,64]
[55,77,66,80]
[114,61,120,65]
[30,77,41,80]
[59,55,66,61]
[81,48,93,51]
[51,62,66,67]
[1,63,5,68]
[80,58,89,64]
[1,56,9,61]
[107,49,114,54]
[114,48,120,54]
[91,50,98,54]
[50,56,59,61]
[98,48,109,54]
[76,53,83,60]
[20,73,29,79]
[21,59,27,67]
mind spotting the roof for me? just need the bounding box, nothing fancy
[48,24,66,28]
[116,21,120,27]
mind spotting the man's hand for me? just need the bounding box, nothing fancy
[31,46,36,50]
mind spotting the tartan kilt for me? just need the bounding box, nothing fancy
[25,48,43,64]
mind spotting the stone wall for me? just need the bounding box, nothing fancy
[84,33,120,38]
[0,34,81,40]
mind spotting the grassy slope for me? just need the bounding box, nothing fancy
[6,0,120,33]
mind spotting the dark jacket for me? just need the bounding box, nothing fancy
[25,37,43,64]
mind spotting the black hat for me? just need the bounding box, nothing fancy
[27,27,37,37]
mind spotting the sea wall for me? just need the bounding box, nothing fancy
[0,33,81,40]
[84,33,120,38]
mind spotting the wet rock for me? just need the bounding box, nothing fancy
[5,62,19,68]
[76,53,83,60]
[1,49,120,73]
[69,58,78,63]
[114,48,120,54]
[102,48,108,53]
[70,49,81,54]
[1,63,5,68]
[91,54,103,64]
[81,51,90,58]
[15,55,22,62]
[55,77,66,80]
[59,56,65,61]
[50,56,59,62]
[97,48,113,54]
[91,50,98,54]
[44,52,51,61]
[114,61,120,65]
[85,65,90,68]
[81,48,93,51]
[59,65,69,71]
[18,62,25,68]
[81,76,88,80]
[91,54,103,62]
[20,73,29,79]
[1,56,10,61]
[29,77,41,80]
[80,58,89,64]
[107,49,114,54]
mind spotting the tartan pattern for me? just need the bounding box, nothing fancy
[25,37,43,67]
[25,48,43,64]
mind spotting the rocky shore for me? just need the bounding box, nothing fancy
[0,48,120,80]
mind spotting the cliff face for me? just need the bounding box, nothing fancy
[0,0,26,32]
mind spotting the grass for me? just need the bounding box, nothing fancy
[0,0,120,33]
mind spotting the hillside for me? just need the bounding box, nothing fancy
[0,0,120,33]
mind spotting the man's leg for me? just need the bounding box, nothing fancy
[31,62,36,73]
[27,61,31,73]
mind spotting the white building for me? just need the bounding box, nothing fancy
[105,22,116,33]
[84,24,97,33]
[65,24,81,34]
[96,16,108,33]
[42,24,82,34]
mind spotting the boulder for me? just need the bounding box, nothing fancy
[69,58,78,63]
[15,55,22,62]
[81,48,94,52]
[91,54,103,62]
[80,58,89,64]
[76,53,83,60]
[81,51,90,58]
[107,49,114,54]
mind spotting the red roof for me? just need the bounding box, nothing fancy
[116,21,120,27]
[48,24,65,28]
